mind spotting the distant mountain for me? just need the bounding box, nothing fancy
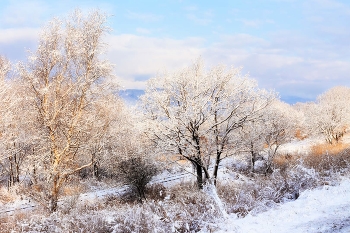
[280,95,313,105]
[119,89,145,105]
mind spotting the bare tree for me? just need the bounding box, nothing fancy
[18,10,116,212]
[140,59,275,188]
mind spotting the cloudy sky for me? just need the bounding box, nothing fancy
[1,0,349,103]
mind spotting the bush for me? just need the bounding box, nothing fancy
[117,156,158,202]
[145,183,167,201]
[217,160,320,217]
[111,182,221,233]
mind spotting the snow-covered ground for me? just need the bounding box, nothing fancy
[217,177,350,233]
[278,137,323,155]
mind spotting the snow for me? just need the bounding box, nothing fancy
[204,182,228,218]
[278,137,324,155]
[217,177,350,233]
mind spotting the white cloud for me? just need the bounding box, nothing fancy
[105,34,204,89]
[236,18,275,28]
[186,9,213,25]
[0,0,49,27]
[184,5,198,11]
[100,29,350,100]
[1,24,348,101]
[0,28,39,43]
[186,14,212,25]
[239,19,262,28]
[126,11,162,22]
[136,28,151,34]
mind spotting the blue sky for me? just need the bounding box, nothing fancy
[1,0,349,102]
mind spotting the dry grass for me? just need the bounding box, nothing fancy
[62,184,85,196]
[295,129,308,140]
[273,153,299,168]
[304,142,350,173]
[0,187,16,204]
[62,176,87,197]
[0,209,42,233]
[310,142,349,156]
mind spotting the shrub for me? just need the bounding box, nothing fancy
[111,182,222,233]
[145,183,167,201]
[117,156,158,202]
[217,159,320,217]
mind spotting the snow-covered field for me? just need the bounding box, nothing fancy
[217,177,350,233]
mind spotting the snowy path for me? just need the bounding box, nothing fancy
[217,178,350,233]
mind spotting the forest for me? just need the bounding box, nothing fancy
[1,10,350,233]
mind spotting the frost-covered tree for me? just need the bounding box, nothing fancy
[306,86,350,144]
[238,119,266,173]
[0,57,31,188]
[0,56,10,80]
[238,100,297,174]
[83,94,130,179]
[18,10,116,212]
[262,100,297,175]
[140,59,275,188]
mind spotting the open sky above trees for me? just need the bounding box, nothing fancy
[0,0,349,103]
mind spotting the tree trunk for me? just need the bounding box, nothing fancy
[49,174,60,212]
[49,195,58,212]
[196,163,203,189]
[212,152,221,186]
[251,142,256,173]
[212,110,221,186]
[9,156,14,187]
[93,162,99,178]
[15,154,20,183]
[93,163,99,179]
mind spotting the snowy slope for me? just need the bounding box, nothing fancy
[217,178,350,233]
